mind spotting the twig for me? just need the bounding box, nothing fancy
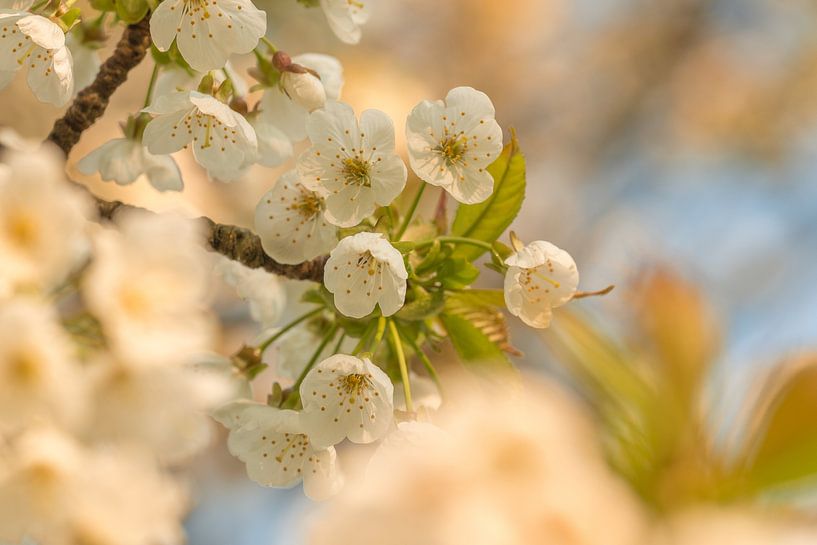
[47,16,152,155]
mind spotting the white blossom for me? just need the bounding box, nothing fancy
[149,0,266,72]
[0,297,85,434]
[319,0,370,45]
[298,101,406,227]
[406,86,503,204]
[254,169,337,265]
[0,12,73,106]
[0,145,90,297]
[214,401,343,500]
[82,210,215,368]
[142,90,257,182]
[0,426,187,545]
[78,137,184,192]
[300,354,394,449]
[65,31,99,91]
[215,255,287,327]
[323,232,407,318]
[258,53,343,142]
[504,240,578,329]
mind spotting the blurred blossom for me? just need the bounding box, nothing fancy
[82,210,215,368]
[308,377,650,545]
[0,143,91,297]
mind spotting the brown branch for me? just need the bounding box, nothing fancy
[95,198,326,282]
[47,16,152,155]
[44,15,326,282]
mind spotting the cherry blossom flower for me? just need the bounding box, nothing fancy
[254,169,337,265]
[78,137,184,192]
[323,232,407,318]
[82,210,215,368]
[258,53,343,142]
[406,86,503,204]
[0,144,90,296]
[215,255,287,327]
[0,298,85,434]
[149,0,266,72]
[214,401,343,500]
[298,101,406,227]
[319,0,370,44]
[0,12,73,106]
[300,354,394,449]
[503,240,579,329]
[142,90,257,182]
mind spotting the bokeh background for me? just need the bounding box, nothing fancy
[4,0,817,542]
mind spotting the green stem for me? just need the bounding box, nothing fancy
[397,324,442,396]
[368,315,387,354]
[388,320,413,413]
[351,320,377,355]
[283,324,338,408]
[142,62,161,109]
[395,183,426,240]
[414,236,494,252]
[260,36,277,53]
[258,307,323,353]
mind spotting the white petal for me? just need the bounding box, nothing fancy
[149,0,184,51]
[142,150,184,191]
[359,108,396,154]
[319,0,363,44]
[444,86,496,119]
[446,165,493,204]
[16,15,64,49]
[305,100,359,149]
[78,138,142,184]
[26,45,73,106]
[376,269,406,317]
[302,447,342,500]
[143,90,193,115]
[369,153,407,206]
[0,12,27,72]
[324,185,375,228]
[142,109,194,154]
[251,117,292,167]
[258,89,308,141]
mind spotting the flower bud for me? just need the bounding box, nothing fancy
[281,70,326,112]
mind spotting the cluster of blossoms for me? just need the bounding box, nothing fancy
[0,139,235,545]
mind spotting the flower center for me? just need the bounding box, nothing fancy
[339,373,373,396]
[292,189,324,219]
[6,213,36,247]
[435,135,468,165]
[356,251,381,276]
[341,157,371,187]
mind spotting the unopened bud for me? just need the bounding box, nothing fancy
[281,70,326,112]
[230,96,248,115]
[272,51,292,72]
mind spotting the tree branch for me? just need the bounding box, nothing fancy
[47,16,152,155]
[96,198,327,281]
[45,15,327,282]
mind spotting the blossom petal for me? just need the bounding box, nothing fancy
[143,109,194,154]
[149,0,184,51]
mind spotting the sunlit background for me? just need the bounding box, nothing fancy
[4,0,817,542]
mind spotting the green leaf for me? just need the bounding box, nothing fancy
[437,258,479,289]
[446,288,505,308]
[450,134,525,260]
[90,0,116,11]
[440,313,513,371]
